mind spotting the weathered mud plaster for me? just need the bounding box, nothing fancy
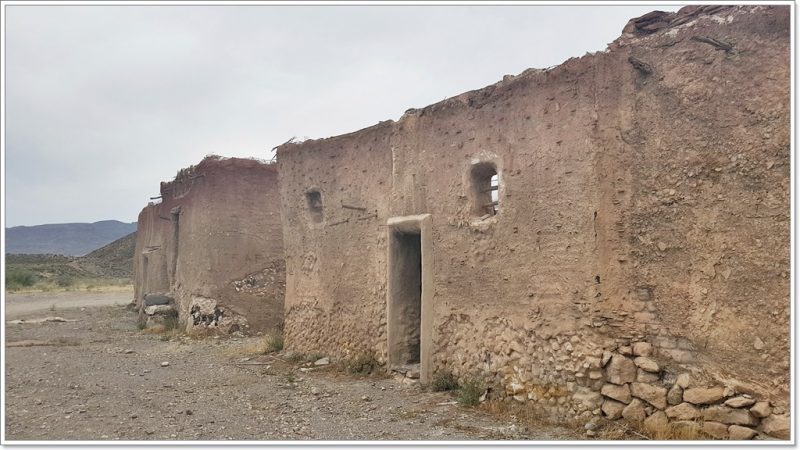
[133,156,285,334]
[277,6,789,438]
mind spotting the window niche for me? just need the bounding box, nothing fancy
[469,162,499,217]
[306,190,324,223]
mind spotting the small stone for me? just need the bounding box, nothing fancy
[725,396,756,409]
[632,342,653,357]
[643,411,669,433]
[622,398,646,422]
[185,410,192,415]
[361,395,371,402]
[618,345,633,356]
[760,414,790,439]
[750,401,772,418]
[753,337,765,350]
[702,421,728,439]
[601,351,612,366]
[657,242,668,251]
[585,429,596,437]
[601,399,625,420]
[124,349,135,354]
[667,385,683,405]
[683,386,726,405]
[311,387,321,396]
[703,405,758,426]
[584,421,598,431]
[606,355,636,385]
[631,382,667,410]
[634,357,659,373]
[601,383,631,404]
[665,402,700,420]
[728,425,757,440]
[314,357,330,366]
[676,373,690,389]
[160,362,170,367]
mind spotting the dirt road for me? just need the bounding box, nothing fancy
[4,294,579,442]
[5,290,131,320]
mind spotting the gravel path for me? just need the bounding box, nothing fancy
[4,297,579,441]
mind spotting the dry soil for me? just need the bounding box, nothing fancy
[4,291,579,441]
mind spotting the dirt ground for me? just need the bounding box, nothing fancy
[4,291,580,441]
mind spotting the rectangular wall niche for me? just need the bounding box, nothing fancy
[387,214,433,385]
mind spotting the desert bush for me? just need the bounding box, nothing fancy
[346,353,380,375]
[55,274,74,287]
[264,334,284,353]
[432,370,459,392]
[457,377,487,406]
[6,269,37,289]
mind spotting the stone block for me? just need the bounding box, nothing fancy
[683,386,727,405]
[622,398,646,422]
[702,405,758,426]
[601,399,625,420]
[601,383,631,404]
[665,402,700,420]
[728,425,757,440]
[632,342,653,357]
[634,356,659,373]
[750,401,771,418]
[724,396,756,409]
[606,354,636,385]
[631,382,667,409]
[702,421,729,439]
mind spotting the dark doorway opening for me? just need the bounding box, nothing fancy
[388,231,422,367]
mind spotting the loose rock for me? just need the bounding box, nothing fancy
[621,398,646,422]
[702,405,758,426]
[760,414,790,439]
[665,402,700,420]
[633,357,659,373]
[724,396,756,409]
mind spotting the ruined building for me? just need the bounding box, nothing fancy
[134,156,285,334]
[276,6,789,439]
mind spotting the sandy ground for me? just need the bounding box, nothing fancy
[4,291,580,442]
[5,290,132,320]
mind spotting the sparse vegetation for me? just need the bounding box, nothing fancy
[457,377,487,406]
[345,353,380,375]
[162,315,179,331]
[265,334,284,353]
[6,268,38,290]
[432,370,459,392]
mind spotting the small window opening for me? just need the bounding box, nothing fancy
[470,162,499,217]
[306,190,323,223]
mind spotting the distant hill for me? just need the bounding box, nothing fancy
[6,231,137,288]
[5,220,137,256]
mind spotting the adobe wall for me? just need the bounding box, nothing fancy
[134,156,285,334]
[277,6,789,439]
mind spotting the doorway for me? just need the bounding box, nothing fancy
[387,214,433,384]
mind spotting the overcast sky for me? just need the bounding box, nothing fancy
[5,4,675,227]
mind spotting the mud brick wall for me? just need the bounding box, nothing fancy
[134,156,285,334]
[276,5,788,439]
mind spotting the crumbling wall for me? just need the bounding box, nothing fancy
[277,5,789,439]
[134,156,285,334]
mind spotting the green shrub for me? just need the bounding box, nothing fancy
[432,371,459,392]
[264,334,284,353]
[457,377,487,406]
[6,269,37,288]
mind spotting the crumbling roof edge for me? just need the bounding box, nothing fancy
[276,5,743,155]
